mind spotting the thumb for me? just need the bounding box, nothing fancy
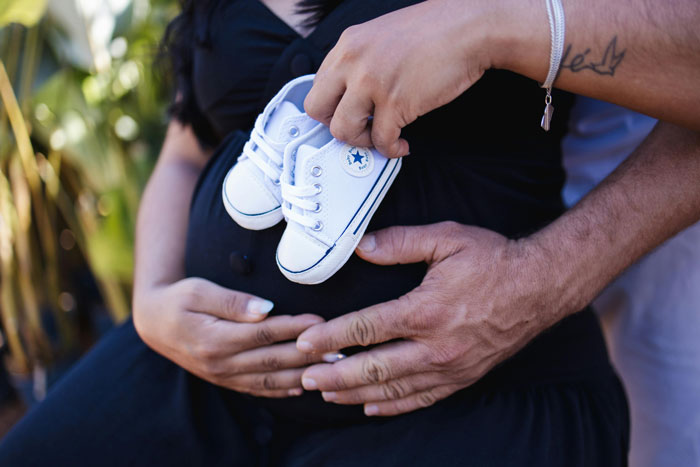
[355,223,461,266]
[179,278,274,323]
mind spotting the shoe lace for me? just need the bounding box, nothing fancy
[240,115,286,184]
[281,164,322,231]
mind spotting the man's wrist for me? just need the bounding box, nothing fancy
[482,0,551,82]
[510,232,586,326]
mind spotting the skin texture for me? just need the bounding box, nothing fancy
[304,0,700,158]
[132,122,327,398]
[296,122,700,416]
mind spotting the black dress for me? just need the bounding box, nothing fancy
[0,0,629,465]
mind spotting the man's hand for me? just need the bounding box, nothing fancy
[133,277,327,398]
[295,222,564,416]
[306,0,700,139]
[304,0,499,158]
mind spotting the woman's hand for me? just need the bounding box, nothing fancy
[133,277,326,398]
[295,222,567,415]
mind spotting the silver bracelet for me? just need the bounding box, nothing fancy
[540,0,565,131]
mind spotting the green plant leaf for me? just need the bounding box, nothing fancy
[0,0,48,27]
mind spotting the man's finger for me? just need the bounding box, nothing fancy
[296,297,417,354]
[321,372,448,405]
[180,278,274,323]
[300,341,422,391]
[304,71,346,126]
[328,91,374,147]
[356,222,462,265]
[363,384,458,417]
[370,105,409,158]
[227,342,325,374]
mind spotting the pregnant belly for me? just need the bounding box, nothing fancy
[184,131,429,421]
[182,131,578,422]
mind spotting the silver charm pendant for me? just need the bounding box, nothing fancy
[541,88,554,132]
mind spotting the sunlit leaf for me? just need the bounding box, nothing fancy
[0,0,48,27]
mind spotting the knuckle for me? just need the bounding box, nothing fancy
[356,70,378,89]
[193,342,220,362]
[387,226,409,257]
[430,342,464,368]
[329,119,352,143]
[429,344,459,368]
[404,302,445,332]
[262,355,283,371]
[201,358,226,379]
[330,372,349,390]
[417,390,438,408]
[380,379,407,400]
[361,356,390,384]
[221,293,242,317]
[338,27,361,56]
[255,325,275,345]
[370,126,391,149]
[181,280,205,308]
[438,221,466,244]
[261,374,278,391]
[345,314,377,347]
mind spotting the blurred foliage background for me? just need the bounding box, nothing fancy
[0,0,176,405]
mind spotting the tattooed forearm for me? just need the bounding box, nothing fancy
[560,36,626,76]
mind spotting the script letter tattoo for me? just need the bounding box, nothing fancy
[561,36,626,76]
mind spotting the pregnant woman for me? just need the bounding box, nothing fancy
[0,0,628,465]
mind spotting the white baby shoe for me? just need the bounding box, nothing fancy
[276,125,402,284]
[222,74,320,230]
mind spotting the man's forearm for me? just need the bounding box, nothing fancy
[527,122,700,319]
[486,0,700,129]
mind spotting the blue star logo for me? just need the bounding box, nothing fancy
[350,150,365,164]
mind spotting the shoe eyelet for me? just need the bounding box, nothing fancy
[289,126,300,138]
[312,220,323,231]
[273,179,280,185]
[311,166,322,177]
[314,183,322,194]
[313,202,321,213]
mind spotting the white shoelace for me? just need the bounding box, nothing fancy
[281,166,322,230]
[240,115,286,183]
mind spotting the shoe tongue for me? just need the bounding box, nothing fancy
[265,101,304,141]
[295,126,333,168]
[295,144,319,167]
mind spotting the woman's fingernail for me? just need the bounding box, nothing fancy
[302,378,318,390]
[322,352,346,363]
[357,235,376,254]
[322,391,337,402]
[297,341,314,352]
[364,404,379,416]
[247,299,274,316]
[288,388,303,397]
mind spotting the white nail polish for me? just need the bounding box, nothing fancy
[247,299,274,315]
[322,352,347,363]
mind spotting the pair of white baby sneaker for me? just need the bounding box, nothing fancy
[222,75,401,285]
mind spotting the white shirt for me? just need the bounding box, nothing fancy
[563,97,700,467]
